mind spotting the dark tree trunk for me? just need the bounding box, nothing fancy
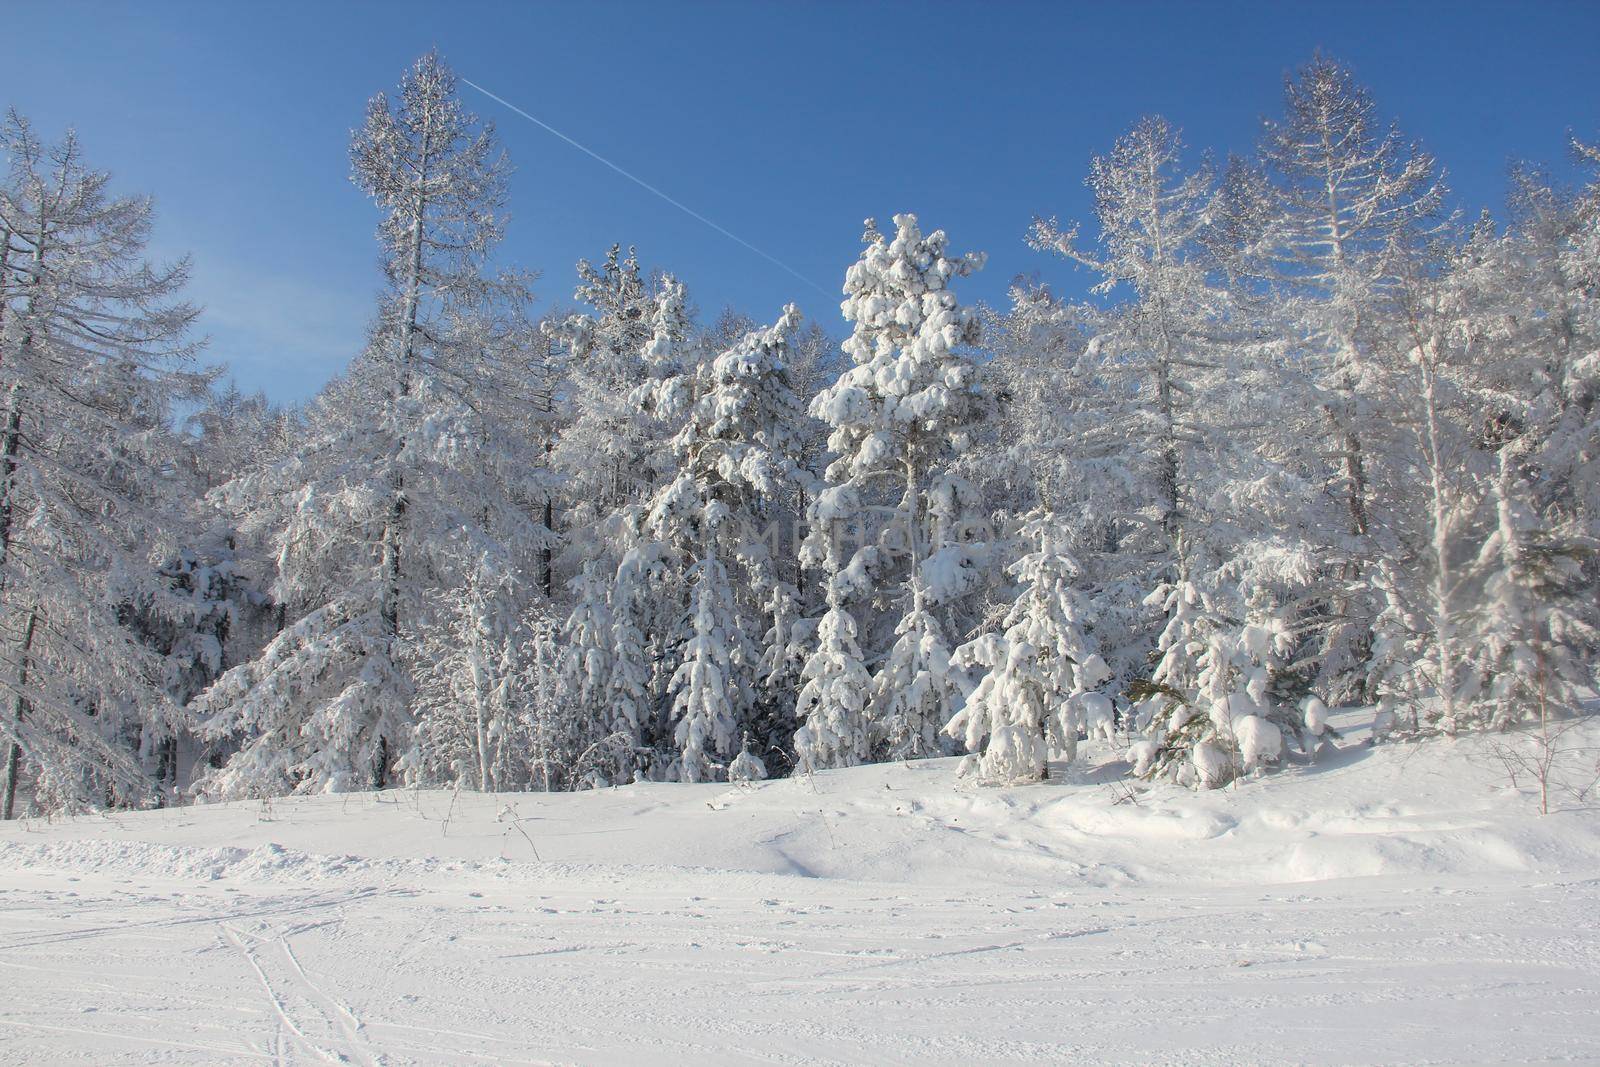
[2,608,39,820]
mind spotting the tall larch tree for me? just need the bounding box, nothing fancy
[194,52,538,797]
[1030,116,1230,572]
[0,112,207,816]
[1239,54,1447,702]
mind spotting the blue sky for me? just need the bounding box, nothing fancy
[3,1,1597,402]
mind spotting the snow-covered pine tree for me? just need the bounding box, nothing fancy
[800,215,989,765]
[647,305,807,779]
[0,112,210,817]
[547,246,675,574]
[523,606,584,792]
[1130,581,1299,788]
[608,543,670,777]
[544,275,702,773]
[946,514,1111,784]
[793,581,873,772]
[668,556,744,783]
[555,562,617,766]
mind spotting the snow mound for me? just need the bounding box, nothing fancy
[5,709,1597,891]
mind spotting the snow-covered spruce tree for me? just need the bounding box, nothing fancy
[697,307,813,770]
[556,243,654,385]
[1126,464,1327,789]
[1129,579,1301,788]
[1233,54,1447,703]
[708,306,837,769]
[646,305,807,780]
[618,271,698,530]
[765,316,838,606]
[0,112,211,817]
[945,514,1111,784]
[523,606,585,792]
[754,574,811,773]
[793,579,873,771]
[668,557,745,783]
[561,279,705,775]
[546,275,700,773]
[552,562,626,777]
[559,563,613,716]
[799,215,988,766]
[126,533,271,798]
[868,592,962,761]
[194,52,546,797]
[972,284,1164,694]
[546,246,677,578]
[750,319,835,775]
[608,542,671,778]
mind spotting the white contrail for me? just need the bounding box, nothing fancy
[462,77,830,297]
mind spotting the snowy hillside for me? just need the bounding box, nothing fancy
[3,711,1598,1066]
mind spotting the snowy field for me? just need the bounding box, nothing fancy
[3,711,1599,1066]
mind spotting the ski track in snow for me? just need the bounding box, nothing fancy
[2,713,1599,1065]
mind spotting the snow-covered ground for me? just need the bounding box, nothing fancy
[3,711,1598,1065]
